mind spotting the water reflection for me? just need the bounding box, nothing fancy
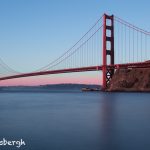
[100,93,118,150]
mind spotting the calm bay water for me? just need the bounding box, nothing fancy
[0,91,150,150]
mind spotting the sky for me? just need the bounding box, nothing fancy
[0,0,150,86]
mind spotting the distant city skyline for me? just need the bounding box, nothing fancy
[0,0,149,86]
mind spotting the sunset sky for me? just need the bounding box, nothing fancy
[0,0,149,86]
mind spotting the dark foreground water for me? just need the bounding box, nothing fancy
[0,91,150,150]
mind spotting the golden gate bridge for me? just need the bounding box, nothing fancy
[0,14,150,90]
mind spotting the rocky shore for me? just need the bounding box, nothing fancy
[107,68,150,92]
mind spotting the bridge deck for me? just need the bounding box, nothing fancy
[0,66,102,81]
[0,62,150,81]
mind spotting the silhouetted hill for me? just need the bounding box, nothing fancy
[41,84,100,89]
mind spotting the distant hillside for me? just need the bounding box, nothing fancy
[41,84,100,89]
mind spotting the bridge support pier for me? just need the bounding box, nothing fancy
[102,14,114,90]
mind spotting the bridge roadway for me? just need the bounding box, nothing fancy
[0,62,150,81]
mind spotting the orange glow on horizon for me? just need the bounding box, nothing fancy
[0,75,102,86]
